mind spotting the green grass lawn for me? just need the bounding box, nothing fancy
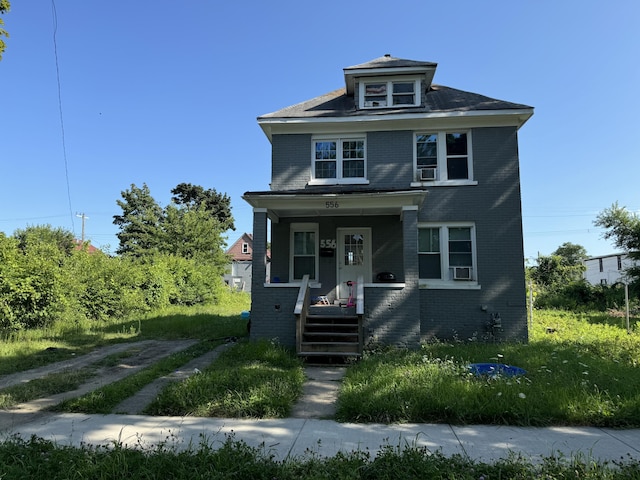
[336,310,640,426]
[145,340,305,418]
[4,304,640,477]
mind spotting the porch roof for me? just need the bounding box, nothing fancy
[242,188,427,222]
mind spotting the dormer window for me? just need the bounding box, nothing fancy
[360,77,420,109]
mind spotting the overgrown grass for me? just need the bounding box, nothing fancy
[51,341,220,414]
[145,340,305,418]
[337,309,640,426]
[0,435,637,480]
[0,293,250,376]
[0,368,96,409]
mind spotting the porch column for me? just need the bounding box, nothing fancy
[251,208,268,292]
[401,205,421,348]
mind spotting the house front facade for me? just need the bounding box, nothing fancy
[243,55,533,357]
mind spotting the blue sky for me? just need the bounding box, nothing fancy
[1,0,638,261]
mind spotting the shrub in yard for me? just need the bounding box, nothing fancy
[0,234,65,330]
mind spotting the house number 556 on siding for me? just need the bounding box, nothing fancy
[320,239,337,249]
[325,201,339,209]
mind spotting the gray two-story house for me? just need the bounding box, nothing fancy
[243,55,533,358]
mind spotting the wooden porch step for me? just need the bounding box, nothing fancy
[299,351,362,358]
[300,341,360,354]
[304,331,357,337]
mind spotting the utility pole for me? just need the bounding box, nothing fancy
[75,212,89,243]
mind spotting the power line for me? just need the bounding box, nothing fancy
[51,0,74,235]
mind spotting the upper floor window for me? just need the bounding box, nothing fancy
[414,131,473,184]
[242,242,249,254]
[360,78,420,109]
[311,136,367,185]
[418,224,477,285]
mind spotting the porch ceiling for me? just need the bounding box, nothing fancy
[242,189,427,222]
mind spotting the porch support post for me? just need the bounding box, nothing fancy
[401,205,421,348]
[251,208,268,292]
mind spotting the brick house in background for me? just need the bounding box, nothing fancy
[243,55,533,358]
[224,233,270,292]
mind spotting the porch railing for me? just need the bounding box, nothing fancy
[294,274,311,354]
[294,274,365,357]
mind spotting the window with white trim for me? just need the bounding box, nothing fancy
[360,78,420,108]
[418,224,476,282]
[290,223,318,281]
[312,136,366,184]
[415,131,472,183]
[241,242,249,254]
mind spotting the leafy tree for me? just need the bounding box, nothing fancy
[113,183,164,257]
[595,203,640,283]
[163,204,229,268]
[530,242,587,290]
[0,0,9,61]
[113,183,233,270]
[13,224,76,255]
[171,182,235,232]
[553,242,588,267]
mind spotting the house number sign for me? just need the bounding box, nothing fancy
[320,239,337,249]
[325,201,340,209]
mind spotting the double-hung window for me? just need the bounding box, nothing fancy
[415,131,473,184]
[360,78,420,108]
[418,224,477,286]
[290,223,318,281]
[312,136,366,184]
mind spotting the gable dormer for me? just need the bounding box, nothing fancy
[343,54,437,110]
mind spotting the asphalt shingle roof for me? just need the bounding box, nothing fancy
[258,84,532,121]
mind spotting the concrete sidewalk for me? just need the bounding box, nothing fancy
[3,360,640,464]
[3,411,640,464]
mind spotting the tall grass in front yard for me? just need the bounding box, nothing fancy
[337,309,640,426]
[145,340,305,418]
[0,292,250,376]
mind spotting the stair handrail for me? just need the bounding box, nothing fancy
[355,275,364,316]
[294,274,311,353]
[356,275,364,353]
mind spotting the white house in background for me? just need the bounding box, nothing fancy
[583,253,636,286]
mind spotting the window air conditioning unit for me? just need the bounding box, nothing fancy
[453,267,472,280]
[419,167,437,181]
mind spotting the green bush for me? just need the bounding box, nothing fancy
[534,280,639,313]
[0,234,65,330]
[0,229,231,332]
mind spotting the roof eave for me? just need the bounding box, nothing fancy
[243,189,427,222]
[257,108,534,141]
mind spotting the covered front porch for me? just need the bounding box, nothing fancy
[243,188,426,356]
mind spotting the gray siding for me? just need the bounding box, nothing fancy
[271,134,311,190]
[418,127,527,341]
[256,126,527,347]
[367,131,414,188]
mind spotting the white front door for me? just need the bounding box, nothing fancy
[337,228,371,300]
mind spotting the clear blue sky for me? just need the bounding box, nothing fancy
[1,0,638,261]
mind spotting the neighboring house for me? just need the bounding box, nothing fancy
[243,55,533,358]
[224,233,266,292]
[584,253,636,286]
[73,240,99,254]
